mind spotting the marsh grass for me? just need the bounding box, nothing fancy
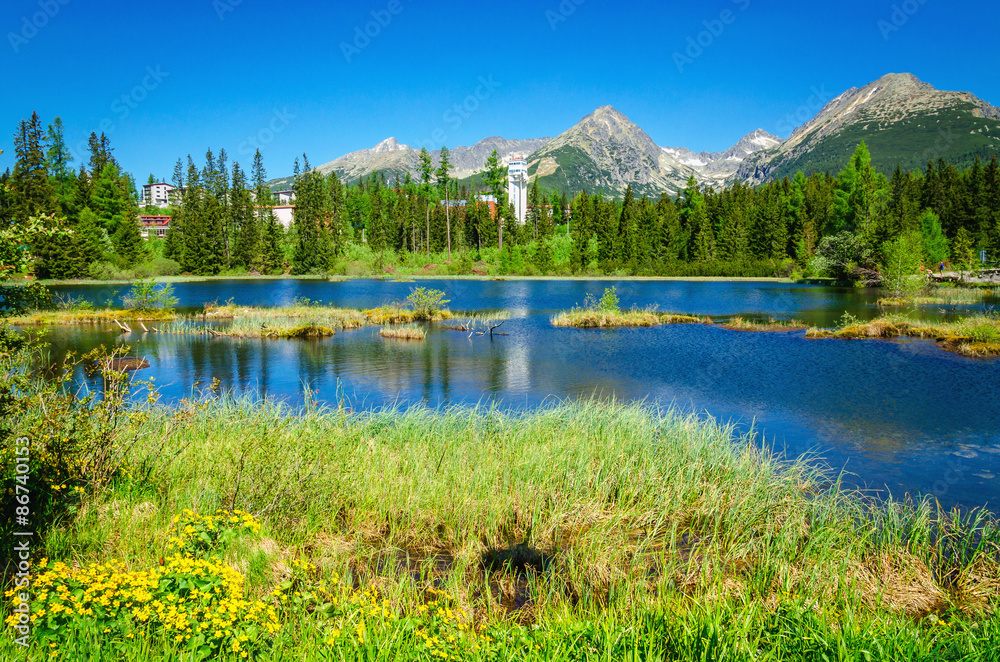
[552,309,706,328]
[5,397,1000,658]
[720,316,808,332]
[379,325,426,340]
[878,286,1000,307]
[807,314,1000,357]
[7,309,177,325]
[914,286,1000,305]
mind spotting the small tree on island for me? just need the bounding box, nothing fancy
[880,231,925,300]
[122,279,179,312]
[405,287,449,320]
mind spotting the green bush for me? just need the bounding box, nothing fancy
[121,279,179,311]
[149,257,182,277]
[87,261,134,281]
[583,286,621,313]
[405,287,450,320]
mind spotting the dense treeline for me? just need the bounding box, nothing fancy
[0,113,147,280]
[2,111,999,281]
[162,150,285,276]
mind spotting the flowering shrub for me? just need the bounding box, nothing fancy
[5,510,278,660]
[274,560,479,660]
[166,509,263,558]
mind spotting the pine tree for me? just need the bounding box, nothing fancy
[292,155,333,274]
[538,194,554,240]
[92,163,127,235]
[163,216,185,264]
[618,185,638,264]
[250,150,284,272]
[231,162,258,269]
[657,193,685,262]
[785,173,807,260]
[112,214,146,267]
[75,206,109,264]
[679,177,708,260]
[181,157,206,274]
[951,227,977,269]
[87,132,117,176]
[527,179,541,240]
[919,210,949,265]
[45,117,76,215]
[437,146,453,261]
[34,216,89,280]
[74,166,93,211]
[479,150,508,250]
[12,111,55,222]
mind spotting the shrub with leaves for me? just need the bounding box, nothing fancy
[122,279,179,311]
[583,286,620,313]
[405,287,450,321]
[166,509,264,558]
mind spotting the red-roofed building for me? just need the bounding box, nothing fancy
[139,215,171,239]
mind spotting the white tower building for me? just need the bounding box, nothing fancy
[506,155,528,225]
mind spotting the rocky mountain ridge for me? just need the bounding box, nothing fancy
[269,73,999,196]
[737,73,1000,183]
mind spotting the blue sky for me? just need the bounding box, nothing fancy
[1,0,998,184]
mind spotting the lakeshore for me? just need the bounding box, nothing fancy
[3,372,1000,660]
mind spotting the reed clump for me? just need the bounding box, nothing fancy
[721,316,808,332]
[379,325,426,340]
[198,303,450,339]
[914,286,1000,305]
[552,310,706,328]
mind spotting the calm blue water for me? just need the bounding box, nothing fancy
[40,278,1000,512]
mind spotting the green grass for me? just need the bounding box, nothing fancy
[551,310,808,331]
[913,286,1000,305]
[5,397,1000,660]
[36,274,330,286]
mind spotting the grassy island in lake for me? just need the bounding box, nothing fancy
[807,314,1000,357]
[551,308,707,328]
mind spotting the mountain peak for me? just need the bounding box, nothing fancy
[373,137,407,153]
[874,72,934,90]
[742,128,781,146]
[737,72,1000,185]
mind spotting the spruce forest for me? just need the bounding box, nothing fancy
[3,111,999,282]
